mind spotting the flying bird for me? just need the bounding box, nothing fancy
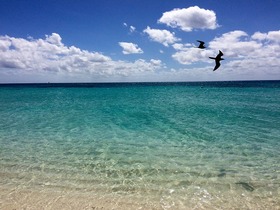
[209,50,224,71]
[197,40,206,49]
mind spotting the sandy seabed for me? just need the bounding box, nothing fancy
[1,186,280,210]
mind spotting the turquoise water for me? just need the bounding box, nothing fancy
[0,81,280,209]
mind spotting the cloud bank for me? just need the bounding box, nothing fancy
[0,33,163,79]
[171,30,280,78]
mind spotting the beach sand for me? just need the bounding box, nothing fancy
[0,187,158,210]
[1,186,279,210]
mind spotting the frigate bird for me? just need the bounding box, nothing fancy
[209,50,224,71]
[197,40,206,49]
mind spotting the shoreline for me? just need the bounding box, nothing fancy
[1,185,279,210]
[0,187,153,210]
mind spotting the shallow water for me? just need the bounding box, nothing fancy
[0,81,280,209]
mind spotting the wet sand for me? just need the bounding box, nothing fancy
[1,186,279,210]
[0,187,157,210]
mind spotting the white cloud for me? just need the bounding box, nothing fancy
[123,23,136,33]
[171,42,213,65]
[143,26,180,46]
[1,30,280,83]
[0,33,164,80]
[172,48,214,65]
[171,30,280,80]
[207,30,280,76]
[130,26,136,33]
[150,59,163,66]
[172,43,192,51]
[252,30,280,42]
[208,30,262,57]
[0,33,111,72]
[119,42,143,54]
[158,6,218,32]
[209,30,264,59]
[251,32,267,41]
[45,33,63,46]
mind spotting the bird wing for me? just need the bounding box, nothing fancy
[213,61,221,71]
[215,51,223,60]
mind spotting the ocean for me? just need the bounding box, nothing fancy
[0,81,280,209]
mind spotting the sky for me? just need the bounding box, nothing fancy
[1,0,280,83]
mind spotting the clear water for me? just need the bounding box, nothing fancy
[0,81,280,209]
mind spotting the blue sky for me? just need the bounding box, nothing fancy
[1,0,280,83]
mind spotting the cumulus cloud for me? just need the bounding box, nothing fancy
[252,30,280,42]
[208,30,262,57]
[158,6,218,32]
[171,42,214,65]
[150,59,163,66]
[172,48,213,65]
[0,33,163,78]
[0,33,111,72]
[171,29,280,79]
[1,29,280,82]
[119,42,143,54]
[172,43,193,51]
[143,26,180,46]
[45,33,63,46]
[208,30,280,76]
[251,32,267,41]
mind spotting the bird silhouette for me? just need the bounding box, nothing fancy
[209,50,224,71]
[197,40,206,49]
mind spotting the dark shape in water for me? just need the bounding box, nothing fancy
[218,168,226,177]
[197,40,206,49]
[236,182,255,191]
[209,50,224,71]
